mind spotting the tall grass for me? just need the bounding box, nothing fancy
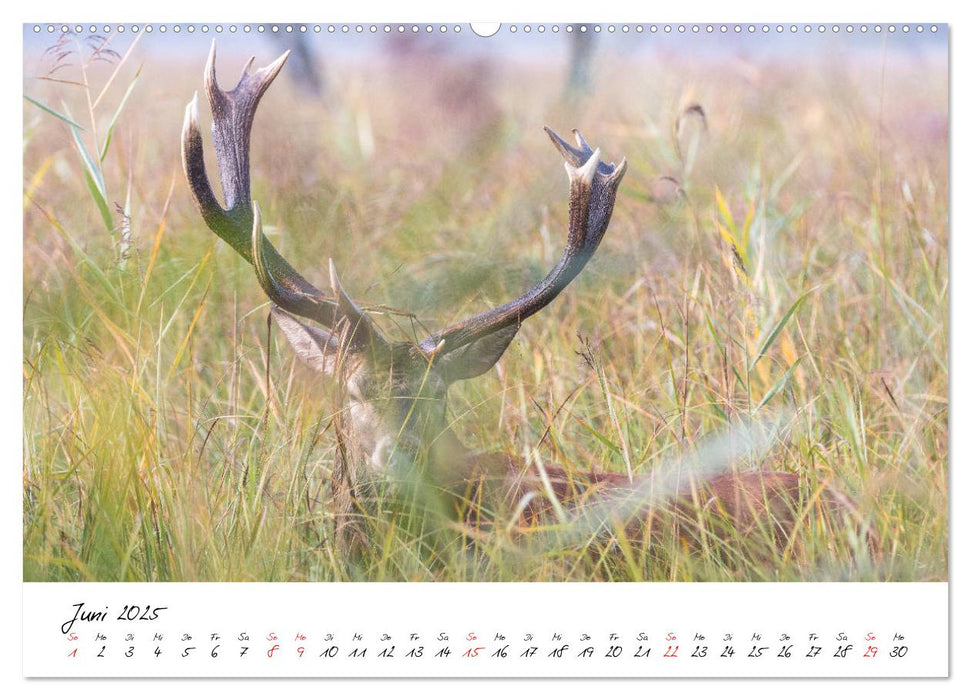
[23,36,947,581]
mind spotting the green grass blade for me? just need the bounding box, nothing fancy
[80,167,115,233]
[575,418,622,456]
[756,358,803,410]
[71,125,106,196]
[70,125,113,231]
[749,288,816,372]
[100,68,141,162]
[700,385,729,422]
[23,95,85,130]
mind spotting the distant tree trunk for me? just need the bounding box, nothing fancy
[566,26,595,94]
[267,32,325,97]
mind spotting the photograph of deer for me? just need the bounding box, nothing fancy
[183,43,872,566]
[23,27,947,583]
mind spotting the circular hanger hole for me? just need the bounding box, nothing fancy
[470,23,501,37]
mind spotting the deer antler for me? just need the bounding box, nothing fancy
[183,44,625,361]
[182,41,386,351]
[418,128,627,358]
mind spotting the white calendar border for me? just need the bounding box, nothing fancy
[8,0,962,694]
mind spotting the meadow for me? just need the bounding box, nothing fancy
[22,29,948,582]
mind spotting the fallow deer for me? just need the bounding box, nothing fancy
[182,44,872,563]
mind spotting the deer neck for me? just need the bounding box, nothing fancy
[337,369,472,485]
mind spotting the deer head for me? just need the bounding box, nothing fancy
[182,44,626,489]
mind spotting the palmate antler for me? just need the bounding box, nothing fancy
[418,129,627,367]
[181,41,626,376]
[181,42,387,351]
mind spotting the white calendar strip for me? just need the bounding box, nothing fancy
[23,582,947,677]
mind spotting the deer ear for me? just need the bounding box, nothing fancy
[436,325,519,384]
[270,306,338,376]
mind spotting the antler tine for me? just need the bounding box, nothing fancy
[328,260,389,350]
[183,41,353,334]
[182,92,230,235]
[201,40,288,215]
[418,127,627,356]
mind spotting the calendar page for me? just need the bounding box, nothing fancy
[21,18,949,679]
